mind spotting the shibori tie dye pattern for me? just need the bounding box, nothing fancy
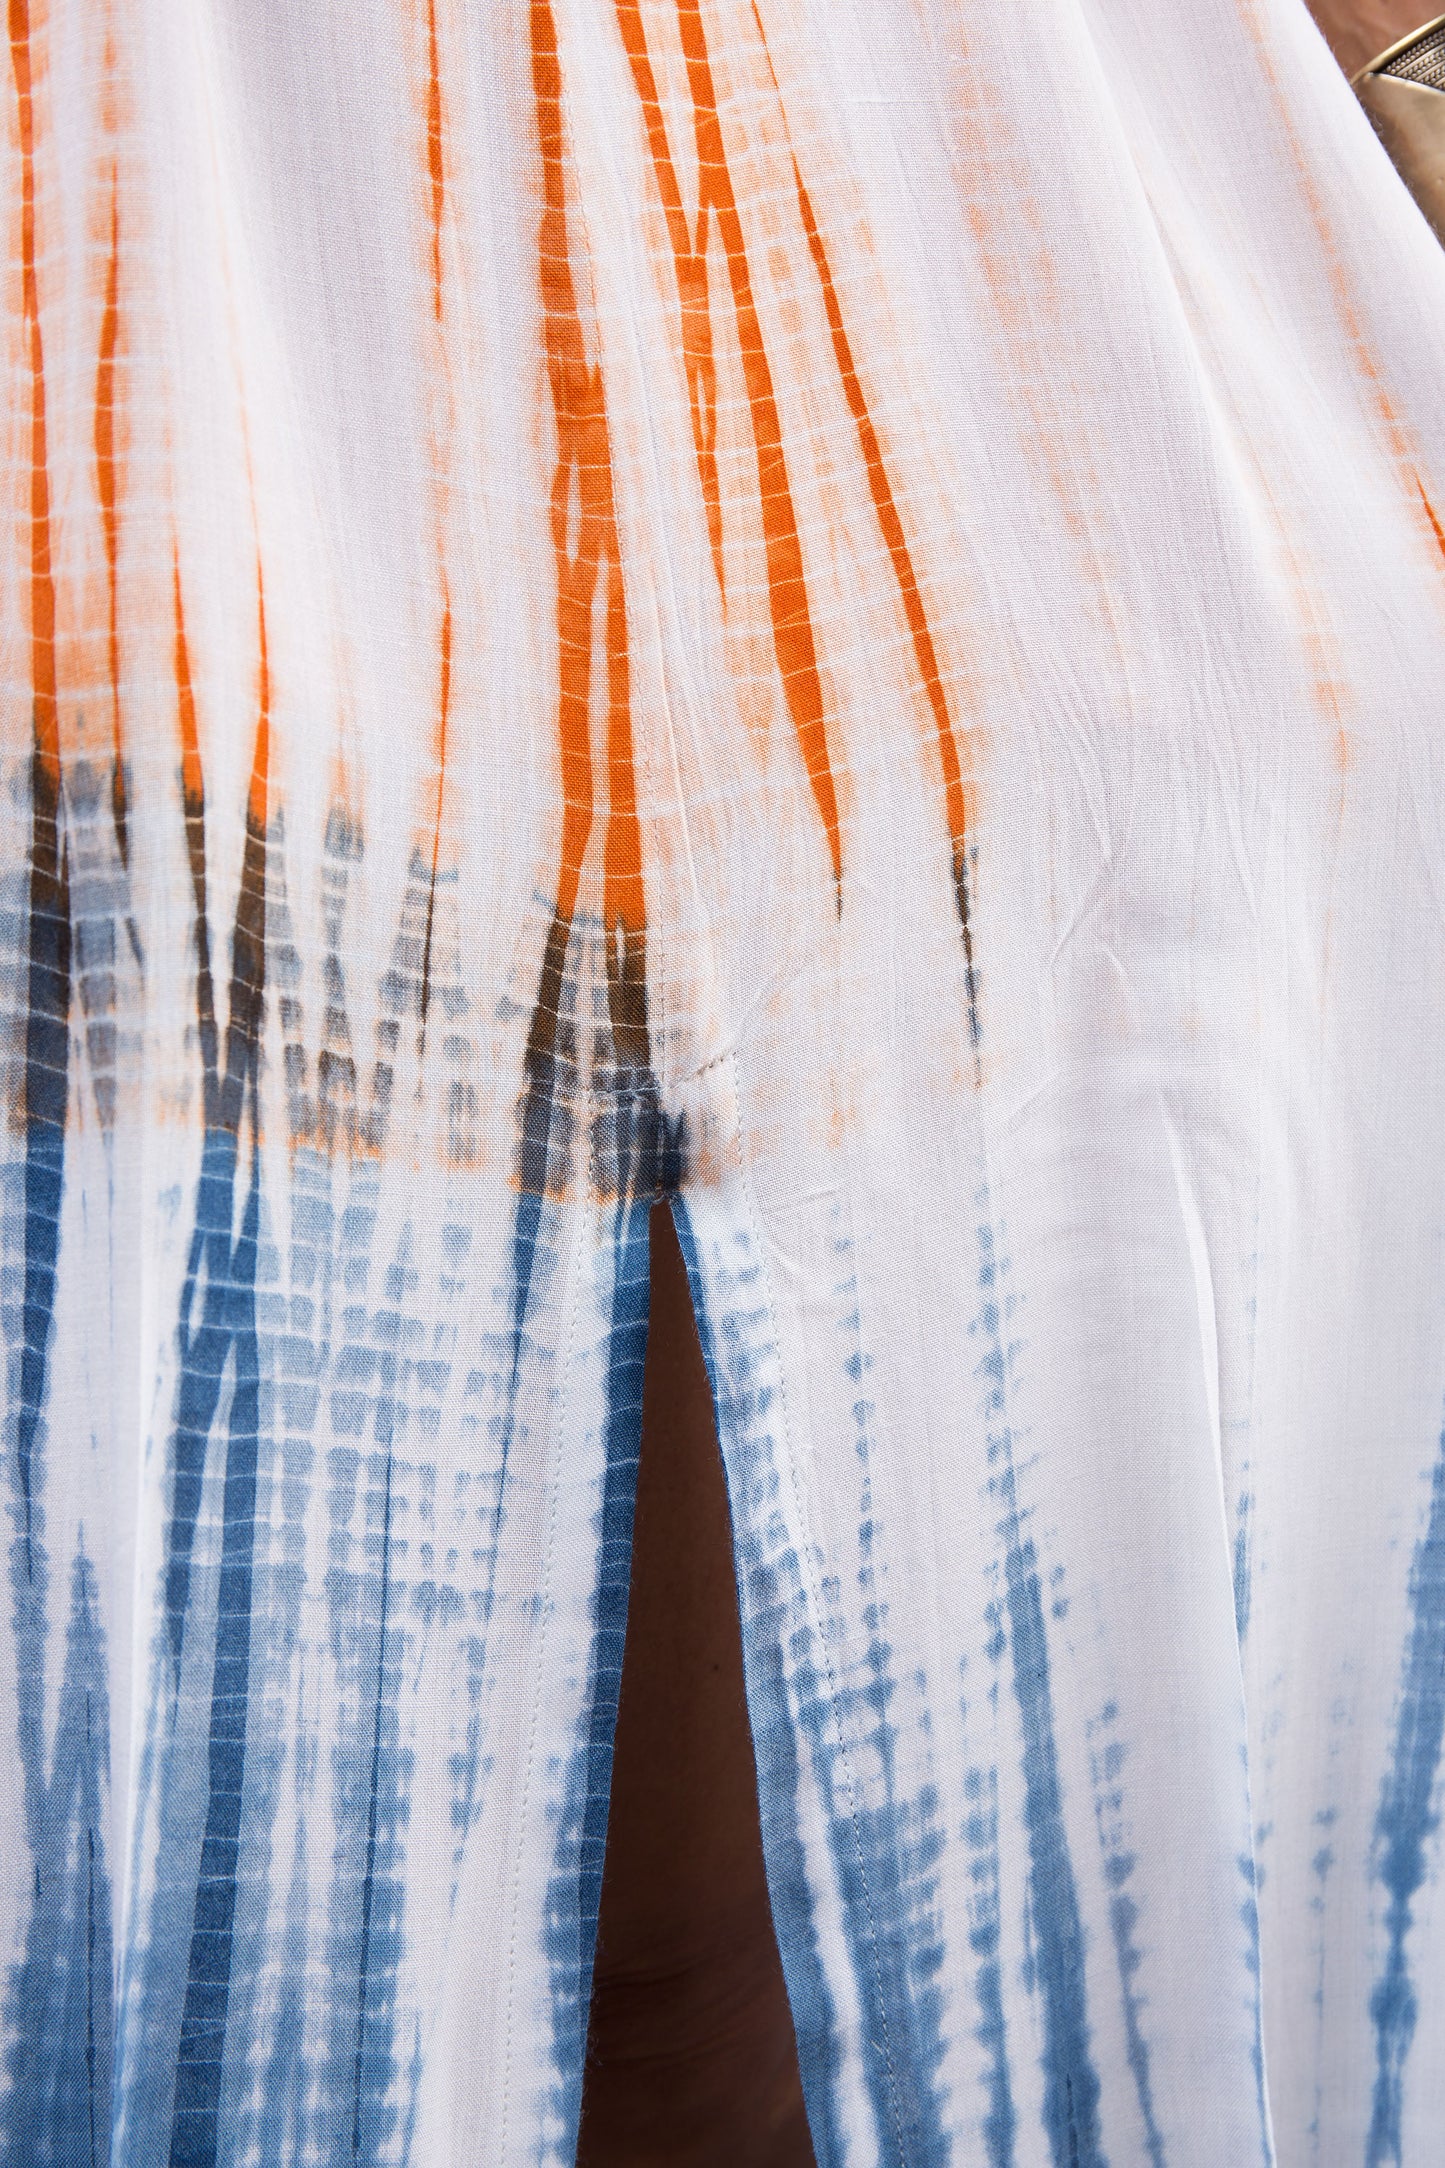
[7,2,1445,2165]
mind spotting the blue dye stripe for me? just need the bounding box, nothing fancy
[962,1762,1018,2167]
[1089,1707,1166,2168]
[351,1448,398,2166]
[1236,1850,1272,2163]
[973,1214,1105,2168]
[16,762,69,1590]
[318,1439,407,2168]
[790,1662,951,2168]
[671,1198,847,2168]
[1366,1440,1445,2166]
[2,748,117,2164]
[163,774,268,1689]
[164,1127,253,1677]
[543,1186,650,2155]
[10,758,72,1922]
[252,1849,309,2165]
[167,1150,263,2168]
[318,1210,412,2168]
[511,910,578,1384]
[0,1547,114,2168]
[156,786,270,2167]
[808,1251,951,2168]
[1232,1506,1253,1647]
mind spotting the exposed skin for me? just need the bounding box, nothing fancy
[577,1205,815,2166]
[1309,0,1435,74]
[576,12,1431,2162]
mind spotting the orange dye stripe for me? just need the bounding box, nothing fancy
[532,0,596,930]
[1417,475,1445,565]
[426,0,444,323]
[602,553,645,934]
[422,0,451,1020]
[95,163,127,856]
[425,596,451,892]
[531,0,645,939]
[10,0,58,795]
[171,546,223,1083]
[675,0,842,894]
[172,548,204,817]
[435,585,452,782]
[614,0,723,591]
[172,549,270,866]
[790,155,971,890]
[1235,2,1416,486]
[248,560,270,833]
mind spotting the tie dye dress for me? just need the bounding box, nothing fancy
[6,0,1445,2161]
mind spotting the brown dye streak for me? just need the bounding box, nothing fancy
[615,0,723,591]
[602,542,648,1061]
[172,547,218,1083]
[95,161,127,865]
[1417,475,1445,564]
[531,0,648,1069]
[672,0,843,899]
[9,0,70,1191]
[417,586,451,1034]
[225,561,270,1127]
[10,0,58,803]
[168,546,269,1130]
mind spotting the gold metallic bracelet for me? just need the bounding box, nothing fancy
[1353,16,1445,244]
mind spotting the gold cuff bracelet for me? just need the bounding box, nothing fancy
[1354,15,1445,244]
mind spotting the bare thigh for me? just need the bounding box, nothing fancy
[575,1205,817,2168]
